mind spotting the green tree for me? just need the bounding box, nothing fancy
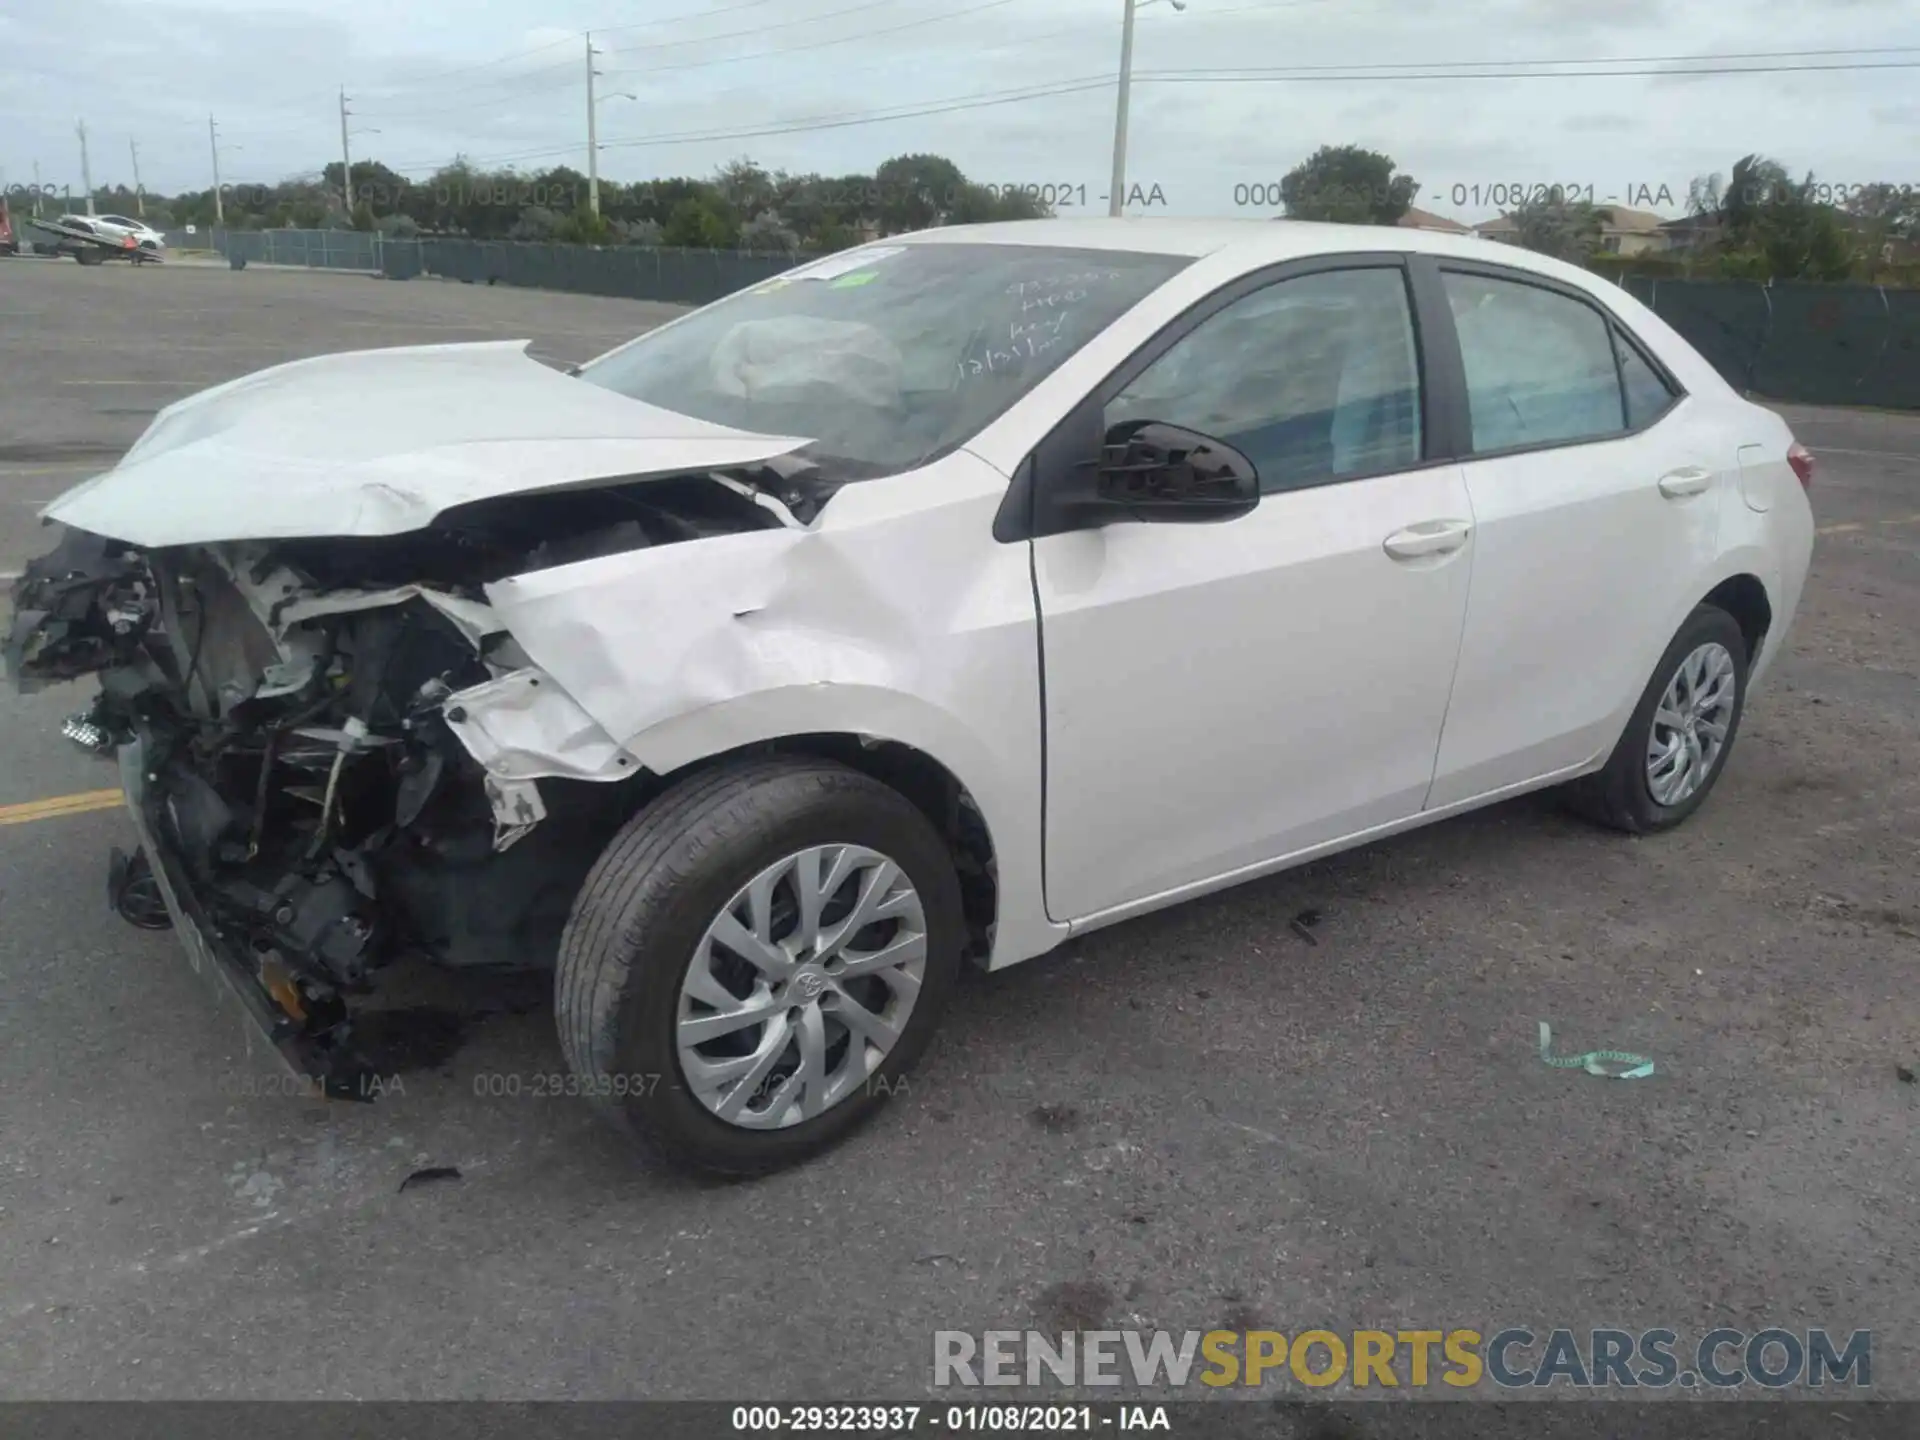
[1756,176,1854,280]
[1843,183,1919,277]
[553,206,614,245]
[662,195,737,248]
[1279,145,1417,224]
[1721,153,1791,248]
[874,152,966,233]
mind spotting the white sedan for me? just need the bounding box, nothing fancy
[8,219,1814,1176]
[91,213,165,248]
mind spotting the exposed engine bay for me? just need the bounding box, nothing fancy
[4,470,796,1089]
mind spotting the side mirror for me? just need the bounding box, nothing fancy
[1093,421,1259,522]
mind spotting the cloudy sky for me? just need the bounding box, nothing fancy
[3,0,1916,221]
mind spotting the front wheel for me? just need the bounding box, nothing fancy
[555,756,964,1177]
[1565,603,1749,833]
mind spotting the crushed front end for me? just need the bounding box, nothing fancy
[3,477,789,1092]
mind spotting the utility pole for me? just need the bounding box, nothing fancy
[32,160,43,217]
[585,31,600,217]
[1107,0,1185,217]
[129,139,145,217]
[208,115,225,226]
[338,87,355,222]
[76,119,95,215]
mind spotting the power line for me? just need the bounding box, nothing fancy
[393,73,1104,173]
[1138,58,1920,80]
[600,0,1019,78]
[606,0,905,55]
[354,0,895,97]
[356,0,969,118]
[364,41,1920,173]
[1144,43,1920,74]
[357,56,584,117]
[597,75,1119,149]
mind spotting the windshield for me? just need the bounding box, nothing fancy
[578,242,1191,480]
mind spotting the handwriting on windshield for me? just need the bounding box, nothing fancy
[953,271,1127,381]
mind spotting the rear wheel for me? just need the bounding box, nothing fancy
[555,756,964,1177]
[1565,604,1748,833]
[74,248,105,266]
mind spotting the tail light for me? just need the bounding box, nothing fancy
[1787,442,1814,489]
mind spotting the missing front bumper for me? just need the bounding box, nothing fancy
[119,736,364,1097]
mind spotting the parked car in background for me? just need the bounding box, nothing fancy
[6,219,1815,1178]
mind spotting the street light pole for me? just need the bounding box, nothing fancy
[586,31,600,217]
[76,119,95,215]
[1107,0,1185,218]
[209,115,225,226]
[130,139,144,217]
[339,87,355,222]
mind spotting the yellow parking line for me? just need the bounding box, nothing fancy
[1817,513,1920,537]
[0,789,125,827]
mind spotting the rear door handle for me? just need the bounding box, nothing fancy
[1382,519,1472,560]
[1657,466,1713,498]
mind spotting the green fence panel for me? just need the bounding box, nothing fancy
[1639,279,1772,393]
[1748,284,1895,407]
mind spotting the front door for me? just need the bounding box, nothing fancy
[1031,261,1475,922]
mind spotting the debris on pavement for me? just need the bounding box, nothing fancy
[1898,1065,1916,1085]
[398,1166,463,1193]
[1289,908,1323,946]
[1537,1022,1655,1080]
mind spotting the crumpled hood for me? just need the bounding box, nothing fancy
[42,340,810,547]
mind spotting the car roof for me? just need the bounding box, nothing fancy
[893,216,1605,291]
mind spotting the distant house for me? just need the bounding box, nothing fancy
[1396,206,1472,234]
[1658,212,1722,253]
[1475,205,1675,255]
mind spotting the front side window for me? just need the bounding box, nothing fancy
[1104,267,1422,494]
[578,243,1190,482]
[1443,271,1625,453]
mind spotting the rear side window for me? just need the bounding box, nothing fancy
[1616,330,1677,428]
[1443,271,1623,453]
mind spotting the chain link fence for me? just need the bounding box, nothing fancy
[159,228,384,271]
[1623,278,1920,410]
[401,238,809,306]
[134,231,1919,411]
[163,228,807,304]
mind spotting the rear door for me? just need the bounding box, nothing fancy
[1420,260,1725,807]
[1027,257,1477,922]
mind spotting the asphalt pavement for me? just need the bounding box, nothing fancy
[1,260,1916,1403]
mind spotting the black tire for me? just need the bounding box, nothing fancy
[1564,603,1749,834]
[555,755,964,1177]
[74,248,105,266]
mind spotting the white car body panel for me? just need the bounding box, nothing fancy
[41,340,808,546]
[460,450,1061,964]
[1425,402,1729,807]
[1033,463,1475,920]
[27,218,1818,977]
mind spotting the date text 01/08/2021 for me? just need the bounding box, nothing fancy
[730,1404,1172,1432]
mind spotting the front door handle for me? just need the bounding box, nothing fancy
[1383,519,1472,560]
[1657,466,1713,498]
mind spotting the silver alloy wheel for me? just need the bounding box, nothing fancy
[676,844,928,1130]
[1646,641,1737,806]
